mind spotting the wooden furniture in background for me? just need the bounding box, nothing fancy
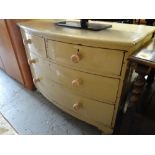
[0,19,34,90]
[18,20,155,134]
[129,39,155,109]
[115,39,155,134]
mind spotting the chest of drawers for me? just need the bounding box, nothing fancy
[18,20,155,134]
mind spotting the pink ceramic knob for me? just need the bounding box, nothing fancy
[70,54,80,63]
[33,78,40,83]
[28,59,36,65]
[72,79,82,87]
[73,102,81,111]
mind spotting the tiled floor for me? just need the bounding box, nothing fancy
[0,70,101,135]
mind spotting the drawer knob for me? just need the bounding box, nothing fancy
[33,78,40,83]
[72,79,82,87]
[24,39,31,45]
[71,54,80,63]
[28,59,36,65]
[73,102,81,111]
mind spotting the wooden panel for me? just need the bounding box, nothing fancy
[28,53,119,103]
[22,31,47,58]
[5,19,34,90]
[34,75,114,127]
[47,40,124,76]
[0,20,23,83]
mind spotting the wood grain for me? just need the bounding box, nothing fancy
[0,20,23,83]
[5,19,34,89]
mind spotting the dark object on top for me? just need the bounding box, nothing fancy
[56,19,112,31]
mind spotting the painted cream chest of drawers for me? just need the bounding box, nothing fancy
[18,20,155,134]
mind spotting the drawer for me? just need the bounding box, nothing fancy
[35,78,114,127]
[22,31,47,58]
[28,54,119,103]
[50,63,119,103]
[47,40,124,76]
[26,53,50,83]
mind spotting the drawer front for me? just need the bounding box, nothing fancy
[47,40,124,76]
[26,52,50,83]
[49,63,119,103]
[22,31,46,58]
[28,54,119,103]
[35,78,114,127]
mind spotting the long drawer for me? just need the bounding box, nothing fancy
[46,40,124,77]
[28,53,119,103]
[34,75,114,127]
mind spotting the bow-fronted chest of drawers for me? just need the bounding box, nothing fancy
[18,20,155,134]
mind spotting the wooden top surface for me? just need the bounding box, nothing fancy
[129,38,155,68]
[18,20,155,51]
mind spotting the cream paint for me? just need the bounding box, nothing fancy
[19,20,155,134]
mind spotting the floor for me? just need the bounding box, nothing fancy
[0,70,101,135]
[0,112,17,135]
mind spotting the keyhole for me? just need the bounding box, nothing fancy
[77,49,80,54]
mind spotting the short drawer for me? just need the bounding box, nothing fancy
[35,79,114,127]
[46,40,124,76]
[21,31,46,58]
